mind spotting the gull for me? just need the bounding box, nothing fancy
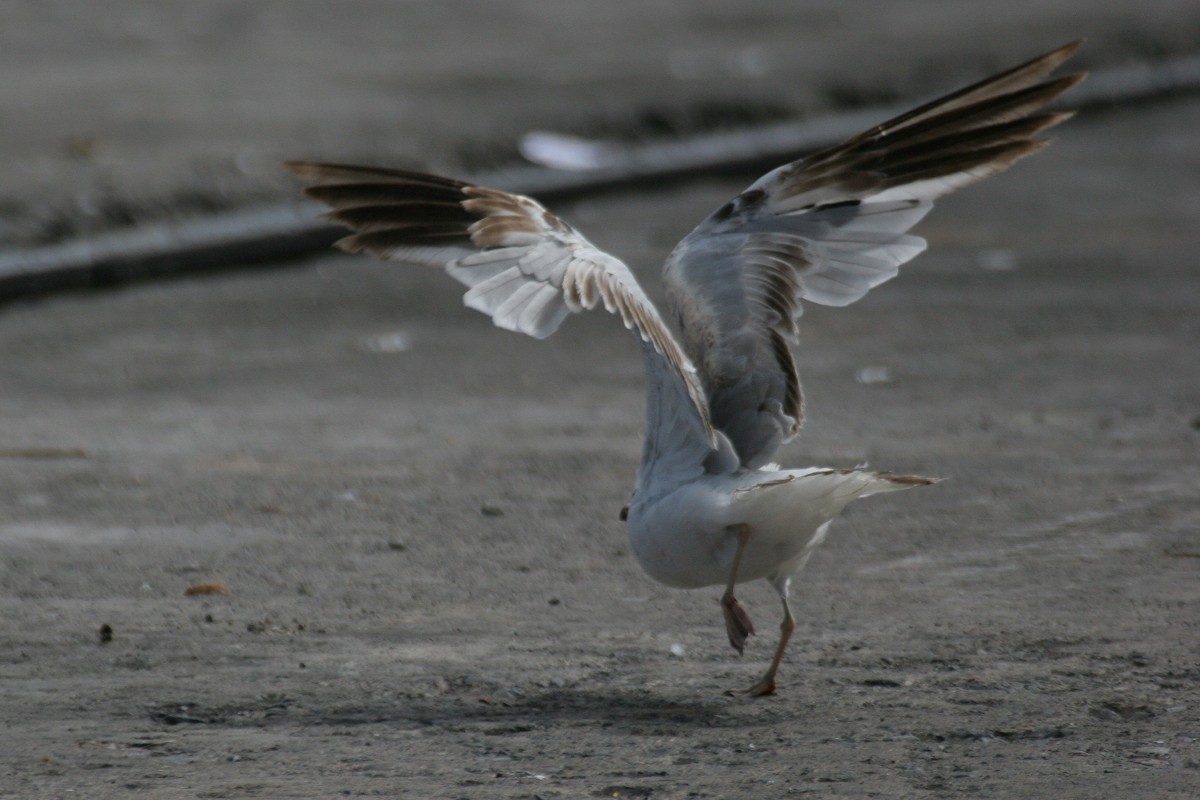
[286,42,1083,696]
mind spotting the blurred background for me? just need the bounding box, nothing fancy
[2,0,1198,249]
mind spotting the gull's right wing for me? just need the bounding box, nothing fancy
[663,41,1085,468]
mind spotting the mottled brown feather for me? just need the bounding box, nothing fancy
[468,214,546,244]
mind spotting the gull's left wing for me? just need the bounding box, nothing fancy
[285,162,731,488]
[663,41,1085,468]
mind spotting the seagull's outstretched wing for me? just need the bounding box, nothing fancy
[663,41,1085,468]
[285,162,720,463]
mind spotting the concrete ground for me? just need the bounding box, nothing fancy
[1,2,1198,798]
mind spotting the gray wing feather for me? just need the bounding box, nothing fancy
[663,41,1084,468]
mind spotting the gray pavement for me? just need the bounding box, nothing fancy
[2,3,1199,798]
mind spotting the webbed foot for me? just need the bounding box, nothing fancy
[721,595,756,654]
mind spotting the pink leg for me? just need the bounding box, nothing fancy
[719,524,755,654]
[744,601,796,697]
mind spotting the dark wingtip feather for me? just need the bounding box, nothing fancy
[848,41,1086,146]
[284,160,471,189]
[320,201,477,233]
[879,473,942,487]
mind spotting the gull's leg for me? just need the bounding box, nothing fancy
[744,577,797,697]
[720,524,756,654]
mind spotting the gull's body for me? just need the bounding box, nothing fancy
[630,465,925,590]
[287,43,1083,695]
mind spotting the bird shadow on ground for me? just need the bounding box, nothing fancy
[470,687,732,728]
[147,686,746,734]
[312,686,742,734]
